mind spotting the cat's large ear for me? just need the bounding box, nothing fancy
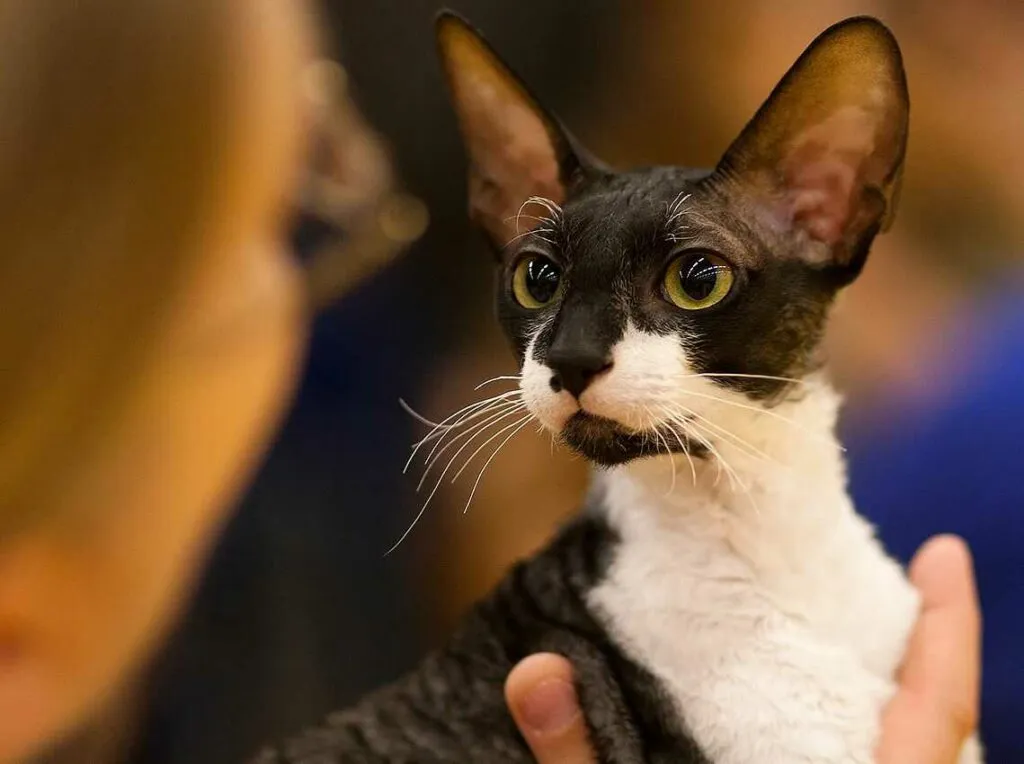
[436,11,586,250]
[714,17,908,281]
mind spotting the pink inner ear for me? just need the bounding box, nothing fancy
[462,78,563,244]
[780,106,879,246]
[786,151,857,245]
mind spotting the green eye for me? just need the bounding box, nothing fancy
[664,251,735,310]
[512,254,563,309]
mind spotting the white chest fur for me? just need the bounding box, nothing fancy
[586,387,922,764]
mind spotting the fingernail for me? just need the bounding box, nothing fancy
[519,678,580,734]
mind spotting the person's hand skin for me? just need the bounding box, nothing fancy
[505,653,595,764]
[505,534,981,764]
[877,535,982,763]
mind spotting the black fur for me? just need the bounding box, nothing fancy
[253,513,707,763]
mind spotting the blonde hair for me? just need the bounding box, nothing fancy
[0,0,274,526]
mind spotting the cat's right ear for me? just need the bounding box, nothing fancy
[712,17,909,283]
[436,11,584,250]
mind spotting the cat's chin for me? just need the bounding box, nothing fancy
[559,411,706,467]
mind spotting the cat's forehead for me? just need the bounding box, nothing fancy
[565,169,696,237]
[552,169,765,272]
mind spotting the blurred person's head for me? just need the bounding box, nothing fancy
[0,0,314,758]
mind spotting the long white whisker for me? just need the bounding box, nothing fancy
[413,402,523,482]
[474,375,522,391]
[416,413,527,534]
[404,390,523,472]
[658,428,678,496]
[415,403,525,492]
[678,389,838,448]
[387,409,527,557]
[661,415,698,486]
[524,195,563,219]
[503,213,552,224]
[661,400,781,467]
[406,389,521,443]
[666,191,691,223]
[514,198,531,235]
[644,404,677,496]
[462,414,534,515]
[679,418,727,488]
[400,399,449,430]
[659,405,761,515]
[691,372,811,387]
[700,433,732,489]
[690,422,742,493]
[684,417,760,516]
[514,196,562,239]
[451,411,532,483]
[384,505,428,557]
[418,403,527,489]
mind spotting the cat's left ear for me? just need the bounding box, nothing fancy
[436,11,588,251]
[713,17,908,282]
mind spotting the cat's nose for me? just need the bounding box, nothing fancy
[548,350,612,398]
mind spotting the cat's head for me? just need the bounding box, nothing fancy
[436,13,907,467]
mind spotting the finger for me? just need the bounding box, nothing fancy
[505,653,597,764]
[904,535,981,716]
[878,535,981,764]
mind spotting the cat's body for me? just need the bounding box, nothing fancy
[258,13,982,764]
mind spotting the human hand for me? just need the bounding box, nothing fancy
[505,653,596,764]
[878,534,982,764]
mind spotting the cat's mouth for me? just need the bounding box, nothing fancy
[560,411,706,467]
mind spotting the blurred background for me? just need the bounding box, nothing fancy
[43,1,1024,762]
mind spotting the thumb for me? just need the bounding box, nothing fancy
[877,535,981,764]
[505,653,597,764]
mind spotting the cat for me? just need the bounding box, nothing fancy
[255,12,982,764]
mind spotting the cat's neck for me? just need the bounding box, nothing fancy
[593,379,857,576]
[587,378,917,680]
